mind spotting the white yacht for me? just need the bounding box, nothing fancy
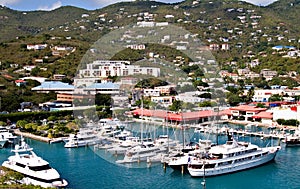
[0,127,18,147]
[2,138,68,188]
[98,125,122,138]
[155,135,179,147]
[64,128,101,148]
[107,136,140,155]
[116,142,167,164]
[187,139,281,177]
[168,140,212,172]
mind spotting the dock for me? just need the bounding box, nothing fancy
[13,129,52,143]
[232,129,286,140]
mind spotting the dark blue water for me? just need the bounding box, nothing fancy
[1,124,300,189]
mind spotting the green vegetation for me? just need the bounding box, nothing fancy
[276,119,299,126]
[135,78,168,89]
[169,99,183,112]
[0,0,298,113]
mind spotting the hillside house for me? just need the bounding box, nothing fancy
[15,80,26,87]
[260,69,277,80]
[27,44,47,50]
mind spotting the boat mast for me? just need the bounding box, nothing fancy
[215,106,220,145]
[181,111,185,149]
[141,98,143,142]
[166,109,170,154]
[202,161,206,189]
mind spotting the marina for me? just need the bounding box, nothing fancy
[1,122,300,188]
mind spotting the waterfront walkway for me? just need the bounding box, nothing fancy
[13,129,52,143]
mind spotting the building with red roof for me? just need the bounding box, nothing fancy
[15,79,27,87]
[131,108,220,124]
[226,105,267,121]
[252,112,273,125]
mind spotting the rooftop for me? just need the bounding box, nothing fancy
[85,82,120,90]
[132,109,219,121]
[32,81,74,91]
[230,105,267,112]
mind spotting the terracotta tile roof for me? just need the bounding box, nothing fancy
[252,112,273,119]
[131,109,218,121]
[230,105,267,112]
[220,109,232,115]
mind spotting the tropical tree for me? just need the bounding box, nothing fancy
[135,78,168,89]
[269,94,282,102]
[169,100,183,112]
[227,93,241,106]
[24,123,38,132]
[16,120,28,129]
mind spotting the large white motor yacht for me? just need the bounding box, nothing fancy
[116,140,167,164]
[2,137,68,188]
[0,127,18,147]
[187,138,281,177]
[64,128,101,148]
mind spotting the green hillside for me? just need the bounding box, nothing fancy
[0,0,299,77]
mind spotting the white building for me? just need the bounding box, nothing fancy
[27,44,47,50]
[151,96,174,107]
[272,106,299,121]
[126,44,146,50]
[143,89,160,97]
[78,60,160,78]
[252,89,284,102]
[154,85,176,95]
[260,69,277,80]
[175,95,203,103]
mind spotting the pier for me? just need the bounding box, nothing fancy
[13,129,51,143]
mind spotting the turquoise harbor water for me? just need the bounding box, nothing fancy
[1,123,300,189]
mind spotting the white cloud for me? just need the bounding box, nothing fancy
[0,0,21,6]
[90,0,135,8]
[38,1,62,11]
[90,0,277,8]
[241,0,277,6]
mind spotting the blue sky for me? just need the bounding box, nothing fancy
[0,0,278,11]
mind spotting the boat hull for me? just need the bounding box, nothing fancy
[285,140,300,147]
[64,139,101,148]
[22,176,68,188]
[169,164,188,172]
[2,162,68,188]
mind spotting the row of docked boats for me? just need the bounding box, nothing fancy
[63,118,126,148]
[88,119,283,177]
[57,118,283,177]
